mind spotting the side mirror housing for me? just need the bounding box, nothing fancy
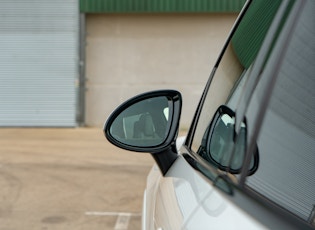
[103,90,182,175]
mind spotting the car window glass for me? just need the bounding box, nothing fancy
[245,0,315,222]
[191,0,282,177]
[191,47,243,153]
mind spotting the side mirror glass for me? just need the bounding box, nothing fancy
[109,96,169,147]
[104,90,182,153]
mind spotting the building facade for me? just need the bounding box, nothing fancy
[82,0,244,128]
[0,0,245,128]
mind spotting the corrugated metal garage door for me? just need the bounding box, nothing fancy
[0,0,79,127]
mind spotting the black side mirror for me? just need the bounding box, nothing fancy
[104,90,182,175]
[104,90,181,153]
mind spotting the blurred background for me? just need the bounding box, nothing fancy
[0,0,245,129]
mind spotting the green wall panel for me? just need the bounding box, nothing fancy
[231,0,282,68]
[80,0,246,13]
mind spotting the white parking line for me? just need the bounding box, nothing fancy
[114,213,131,230]
[85,211,141,216]
[85,211,141,230]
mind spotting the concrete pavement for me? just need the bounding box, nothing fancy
[0,128,154,230]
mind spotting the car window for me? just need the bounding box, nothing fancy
[245,0,315,223]
[191,0,283,175]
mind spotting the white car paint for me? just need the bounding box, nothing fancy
[142,138,266,230]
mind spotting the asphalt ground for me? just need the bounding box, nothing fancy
[0,128,154,230]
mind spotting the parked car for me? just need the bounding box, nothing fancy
[104,0,315,229]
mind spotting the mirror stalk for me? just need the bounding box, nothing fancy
[151,144,178,176]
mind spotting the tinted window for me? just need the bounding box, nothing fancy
[245,0,315,222]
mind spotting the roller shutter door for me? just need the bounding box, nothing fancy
[0,0,79,127]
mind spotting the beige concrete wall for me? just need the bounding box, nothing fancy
[85,13,238,128]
